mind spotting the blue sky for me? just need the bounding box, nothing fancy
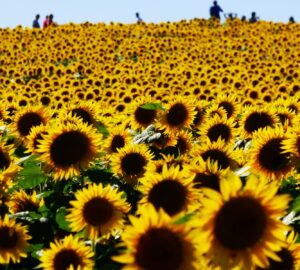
[1,0,299,28]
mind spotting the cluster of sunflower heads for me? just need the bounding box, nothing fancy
[1,17,300,270]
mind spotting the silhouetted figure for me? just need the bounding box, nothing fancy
[49,14,54,25]
[249,12,259,23]
[136,12,143,23]
[241,16,247,22]
[289,17,295,23]
[43,15,50,28]
[210,1,223,20]
[224,12,237,20]
[32,14,40,28]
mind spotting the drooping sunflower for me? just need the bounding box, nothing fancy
[0,142,20,188]
[198,173,290,270]
[104,126,131,156]
[256,230,300,270]
[191,139,239,170]
[25,124,49,154]
[110,144,154,184]
[249,127,294,181]
[66,183,130,240]
[198,114,237,144]
[172,130,194,156]
[190,100,207,129]
[7,190,44,214]
[11,106,50,141]
[128,96,159,130]
[239,106,278,139]
[113,205,201,270]
[157,96,195,134]
[37,121,102,180]
[0,215,31,264]
[215,94,240,119]
[139,165,198,216]
[187,157,228,192]
[274,106,295,128]
[38,235,94,270]
[60,101,98,126]
[282,130,300,166]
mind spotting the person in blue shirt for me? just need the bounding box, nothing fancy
[210,1,223,20]
[32,14,40,28]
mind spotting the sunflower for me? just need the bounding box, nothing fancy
[274,106,295,128]
[215,94,240,119]
[198,173,290,270]
[157,96,195,134]
[139,165,198,216]
[113,205,201,270]
[187,158,228,192]
[0,142,20,187]
[66,183,130,240]
[128,96,159,130]
[250,127,294,181]
[198,114,237,144]
[25,124,49,154]
[7,190,44,214]
[191,101,207,129]
[61,101,98,126]
[239,106,278,139]
[0,215,31,264]
[37,121,102,180]
[191,139,239,170]
[172,130,194,156]
[256,230,300,270]
[38,235,94,270]
[110,144,154,184]
[11,106,50,141]
[104,126,131,155]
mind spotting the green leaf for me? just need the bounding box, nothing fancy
[26,243,44,253]
[55,207,71,232]
[96,121,109,138]
[18,164,47,189]
[292,196,300,212]
[140,102,165,110]
[173,212,195,225]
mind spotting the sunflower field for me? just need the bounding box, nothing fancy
[0,18,300,269]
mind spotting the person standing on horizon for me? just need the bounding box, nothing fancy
[43,15,50,28]
[136,12,143,23]
[210,1,223,20]
[32,14,40,28]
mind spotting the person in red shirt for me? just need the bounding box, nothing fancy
[43,15,50,28]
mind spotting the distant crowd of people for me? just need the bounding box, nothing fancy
[210,1,296,23]
[32,5,297,29]
[32,14,56,29]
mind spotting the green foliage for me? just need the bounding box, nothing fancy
[55,207,71,232]
[17,155,47,189]
[140,102,165,110]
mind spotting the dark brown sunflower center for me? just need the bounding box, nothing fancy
[50,131,90,167]
[258,138,289,172]
[193,108,205,126]
[17,199,39,212]
[244,112,273,134]
[257,248,294,270]
[278,114,289,125]
[41,96,51,106]
[207,123,231,142]
[201,149,230,169]
[111,135,125,152]
[176,137,188,155]
[121,153,146,176]
[215,197,267,250]
[0,226,19,250]
[148,179,187,216]
[83,197,114,226]
[33,133,45,150]
[53,249,81,270]
[218,101,234,118]
[71,108,93,125]
[0,150,10,170]
[17,112,44,136]
[135,228,184,270]
[134,107,156,126]
[166,103,188,126]
[193,173,220,191]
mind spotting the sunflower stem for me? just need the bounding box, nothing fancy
[92,239,97,263]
